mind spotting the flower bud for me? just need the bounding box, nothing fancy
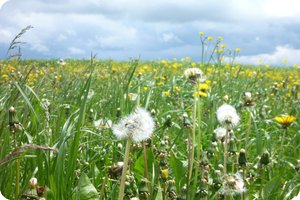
[164,115,172,127]
[29,177,38,189]
[223,95,229,102]
[117,143,123,150]
[243,92,252,101]
[116,107,121,118]
[260,150,270,166]
[151,109,156,116]
[238,149,247,167]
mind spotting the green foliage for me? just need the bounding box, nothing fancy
[0,58,299,199]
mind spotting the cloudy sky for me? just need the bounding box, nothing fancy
[0,0,300,66]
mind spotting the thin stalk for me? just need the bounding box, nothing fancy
[14,134,20,199]
[259,167,264,199]
[137,80,150,199]
[193,96,202,198]
[242,167,246,200]
[118,139,132,200]
[280,128,288,152]
[245,108,252,149]
[187,127,191,200]
[162,182,167,200]
[143,142,150,199]
[100,175,108,200]
[231,154,235,174]
[224,129,228,200]
[189,95,198,190]
[201,39,205,65]
[223,130,228,176]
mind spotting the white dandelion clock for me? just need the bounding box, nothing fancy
[112,107,155,143]
[184,68,206,83]
[221,173,246,196]
[216,104,240,129]
[0,191,9,200]
[292,192,300,200]
[214,127,227,141]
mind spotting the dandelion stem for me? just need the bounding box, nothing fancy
[232,154,235,174]
[189,95,197,195]
[259,167,264,199]
[201,39,205,65]
[193,96,202,198]
[224,129,228,200]
[14,134,20,199]
[224,130,228,176]
[187,127,191,200]
[143,142,150,199]
[137,78,150,199]
[280,128,288,153]
[242,167,246,200]
[118,139,132,200]
[245,108,252,149]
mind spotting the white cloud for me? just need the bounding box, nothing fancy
[236,45,300,66]
[161,32,181,43]
[263,0,300,19]
[30,42,49,52]
[0,29,12,43]
[68,47,84,55]
[0,0,9,9]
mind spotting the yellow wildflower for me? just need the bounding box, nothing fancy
[173,86,181,93]
[235,48,241,53]
[1,74,9,80]
[161,60,168,65]
[275,115,296,128]
[156,81,164,86]
[161,168,169,179]
[198,83,210,91]
[199,32,204,36]
[112,67,118,73]
[163,91,170,97]
[193,91,208,97]
[208,36,213,41]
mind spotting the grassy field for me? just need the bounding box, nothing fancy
[0,58,299,200]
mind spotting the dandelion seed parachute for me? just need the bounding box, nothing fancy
[216,104,240,129]
[0,191,8,200]
[214,127,227,141]
[220,173,246,196]
[112,107,155,143]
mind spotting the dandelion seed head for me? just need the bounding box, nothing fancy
[112,107,155,143]
[221,173,246,196]
[216,104,240,129]
[243,92,252,101]
[184,68,206,83]
[214,127,227,141]
[0,191,8,200]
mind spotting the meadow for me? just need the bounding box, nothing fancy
[0,50,299,199]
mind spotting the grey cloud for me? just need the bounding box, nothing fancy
[0,0,300,65]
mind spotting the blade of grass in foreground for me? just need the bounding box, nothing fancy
[66,62,94,198]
